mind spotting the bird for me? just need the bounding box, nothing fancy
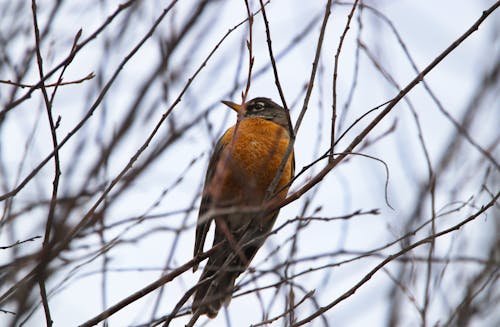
[191,97,295,319]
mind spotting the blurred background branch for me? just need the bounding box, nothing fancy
[0,1,498,326]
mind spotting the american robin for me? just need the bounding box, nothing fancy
[191,97,294,319]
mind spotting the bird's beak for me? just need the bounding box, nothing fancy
[221,100,244,114]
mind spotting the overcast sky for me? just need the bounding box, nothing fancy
[0,1,498,326]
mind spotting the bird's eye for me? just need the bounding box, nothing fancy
[253,102,265,111]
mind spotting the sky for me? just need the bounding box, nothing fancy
[0,0,498,326]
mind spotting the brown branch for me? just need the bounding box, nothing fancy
[0,236,41,250]
[0,1,256,307]
[361,3,499,170]
[78,243,222,327]
[242,0,254,103]
[266,0,333,199]
[0,2,143,203]
[258,0,289,115]
[291,191,499,326]
[0,0,138,118]
[330,0,359,160]
[0,72,95,88]
[270,0,500,212]
[31,0,59,324]
[251,290,315,327]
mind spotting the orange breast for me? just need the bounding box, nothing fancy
[213,118,293,205]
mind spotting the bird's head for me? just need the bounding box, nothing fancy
[221,97,291,132]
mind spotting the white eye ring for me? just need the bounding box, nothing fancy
[253,102,265,110]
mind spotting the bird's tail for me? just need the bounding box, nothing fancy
[192,244,249,318]
[192,218,275,319]
[192,234,263,318]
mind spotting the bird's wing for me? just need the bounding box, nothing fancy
[193,136,227,271]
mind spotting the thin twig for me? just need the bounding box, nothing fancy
[330,0,359,161]
[0,236,41,250]
[266,0,333,198]
[0,73,95,88]
[258,0,290,118]
[291,191,499,326]
[79,243,222,327]
[269,1,500,212]
[32,1,59,325]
